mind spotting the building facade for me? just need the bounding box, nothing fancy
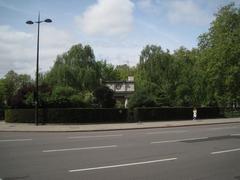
[103,76,134,108]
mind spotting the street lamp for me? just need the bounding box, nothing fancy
[26,12,52,126]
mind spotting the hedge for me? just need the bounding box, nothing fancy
[0,109,4,120]
[5,108,128,123]
[5,107,223,123]
[134,107,223,122]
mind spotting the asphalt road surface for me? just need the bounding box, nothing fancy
[0,123,240,180]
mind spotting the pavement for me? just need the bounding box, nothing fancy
[0,122,240,179]
[0,117,240,132]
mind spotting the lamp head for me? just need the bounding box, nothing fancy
[26,21,34,24]
[44,19,52,23]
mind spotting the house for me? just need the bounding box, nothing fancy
[103,76,134,108]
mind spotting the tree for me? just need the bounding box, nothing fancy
[96,61,120,81]
[198,3,240,107]
[0,79,6,107]
[115,64,135,80]
[2,70,32,106]
[128,88,156,109]
[173,47,200,106]
[45,44,99,91]
[135,45,178,106]
[9,83,34,108]
[93,86,116,108]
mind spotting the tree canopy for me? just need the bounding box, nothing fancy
[198,3,240,107]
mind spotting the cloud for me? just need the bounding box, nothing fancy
[167,0,212,26]
[136,0,160,14]
[94,45,140,66]
[137,0,153,10]
[75,0,134,36]
[0,25,74,77]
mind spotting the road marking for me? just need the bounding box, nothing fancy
[42,145,117,153]
[68,134,123,139]
[211,148,240,155]
[146,130,187,135]
[69,157,177,172]
[151,137,208,144]
[0,139,32,142]
[208,127,238,131]
[230,134,240,136]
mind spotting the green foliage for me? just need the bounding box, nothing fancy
[132,3,240,108]
[51,86,76,98]
[128,88,157,109]
[2,70,32,106]
[224,108,240,118]
[68,92,93,107]
[115,64,135,80]
[45,44,99,91]
[5,109,36,123]
[135,45,178,107]
[44,44,122,92]
[173,47,198,106]
[0,79,6,107]
[93,86,116,108]
[47,86,87,107]
[197,3,240,107]
[134,107,222,122]
[5,108,128,123]
[96,61,120,81]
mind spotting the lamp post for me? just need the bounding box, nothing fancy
[26,12,52,126]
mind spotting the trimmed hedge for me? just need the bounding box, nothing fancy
[5,109,39,123]
[0,109,4,120]
[134,107,222,122]
[5,108,128,123]
[4,107,223,123]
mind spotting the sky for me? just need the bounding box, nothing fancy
[0,0,239,78]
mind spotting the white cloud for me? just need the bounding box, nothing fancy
[75,0,134,36]
[167,0,212,26]
[0,25,74,77]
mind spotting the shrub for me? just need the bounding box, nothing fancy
[128,89,156,109]
[93,86,116,108]
[5,108,128,123]
[0,108,4,120]
[5,108,37,123]
[4,107,223,123]
[51,86,76,98]
[134,107,222,122]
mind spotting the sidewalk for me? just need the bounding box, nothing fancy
[0,118,240,132]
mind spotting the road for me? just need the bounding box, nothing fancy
[0,123,240,180]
